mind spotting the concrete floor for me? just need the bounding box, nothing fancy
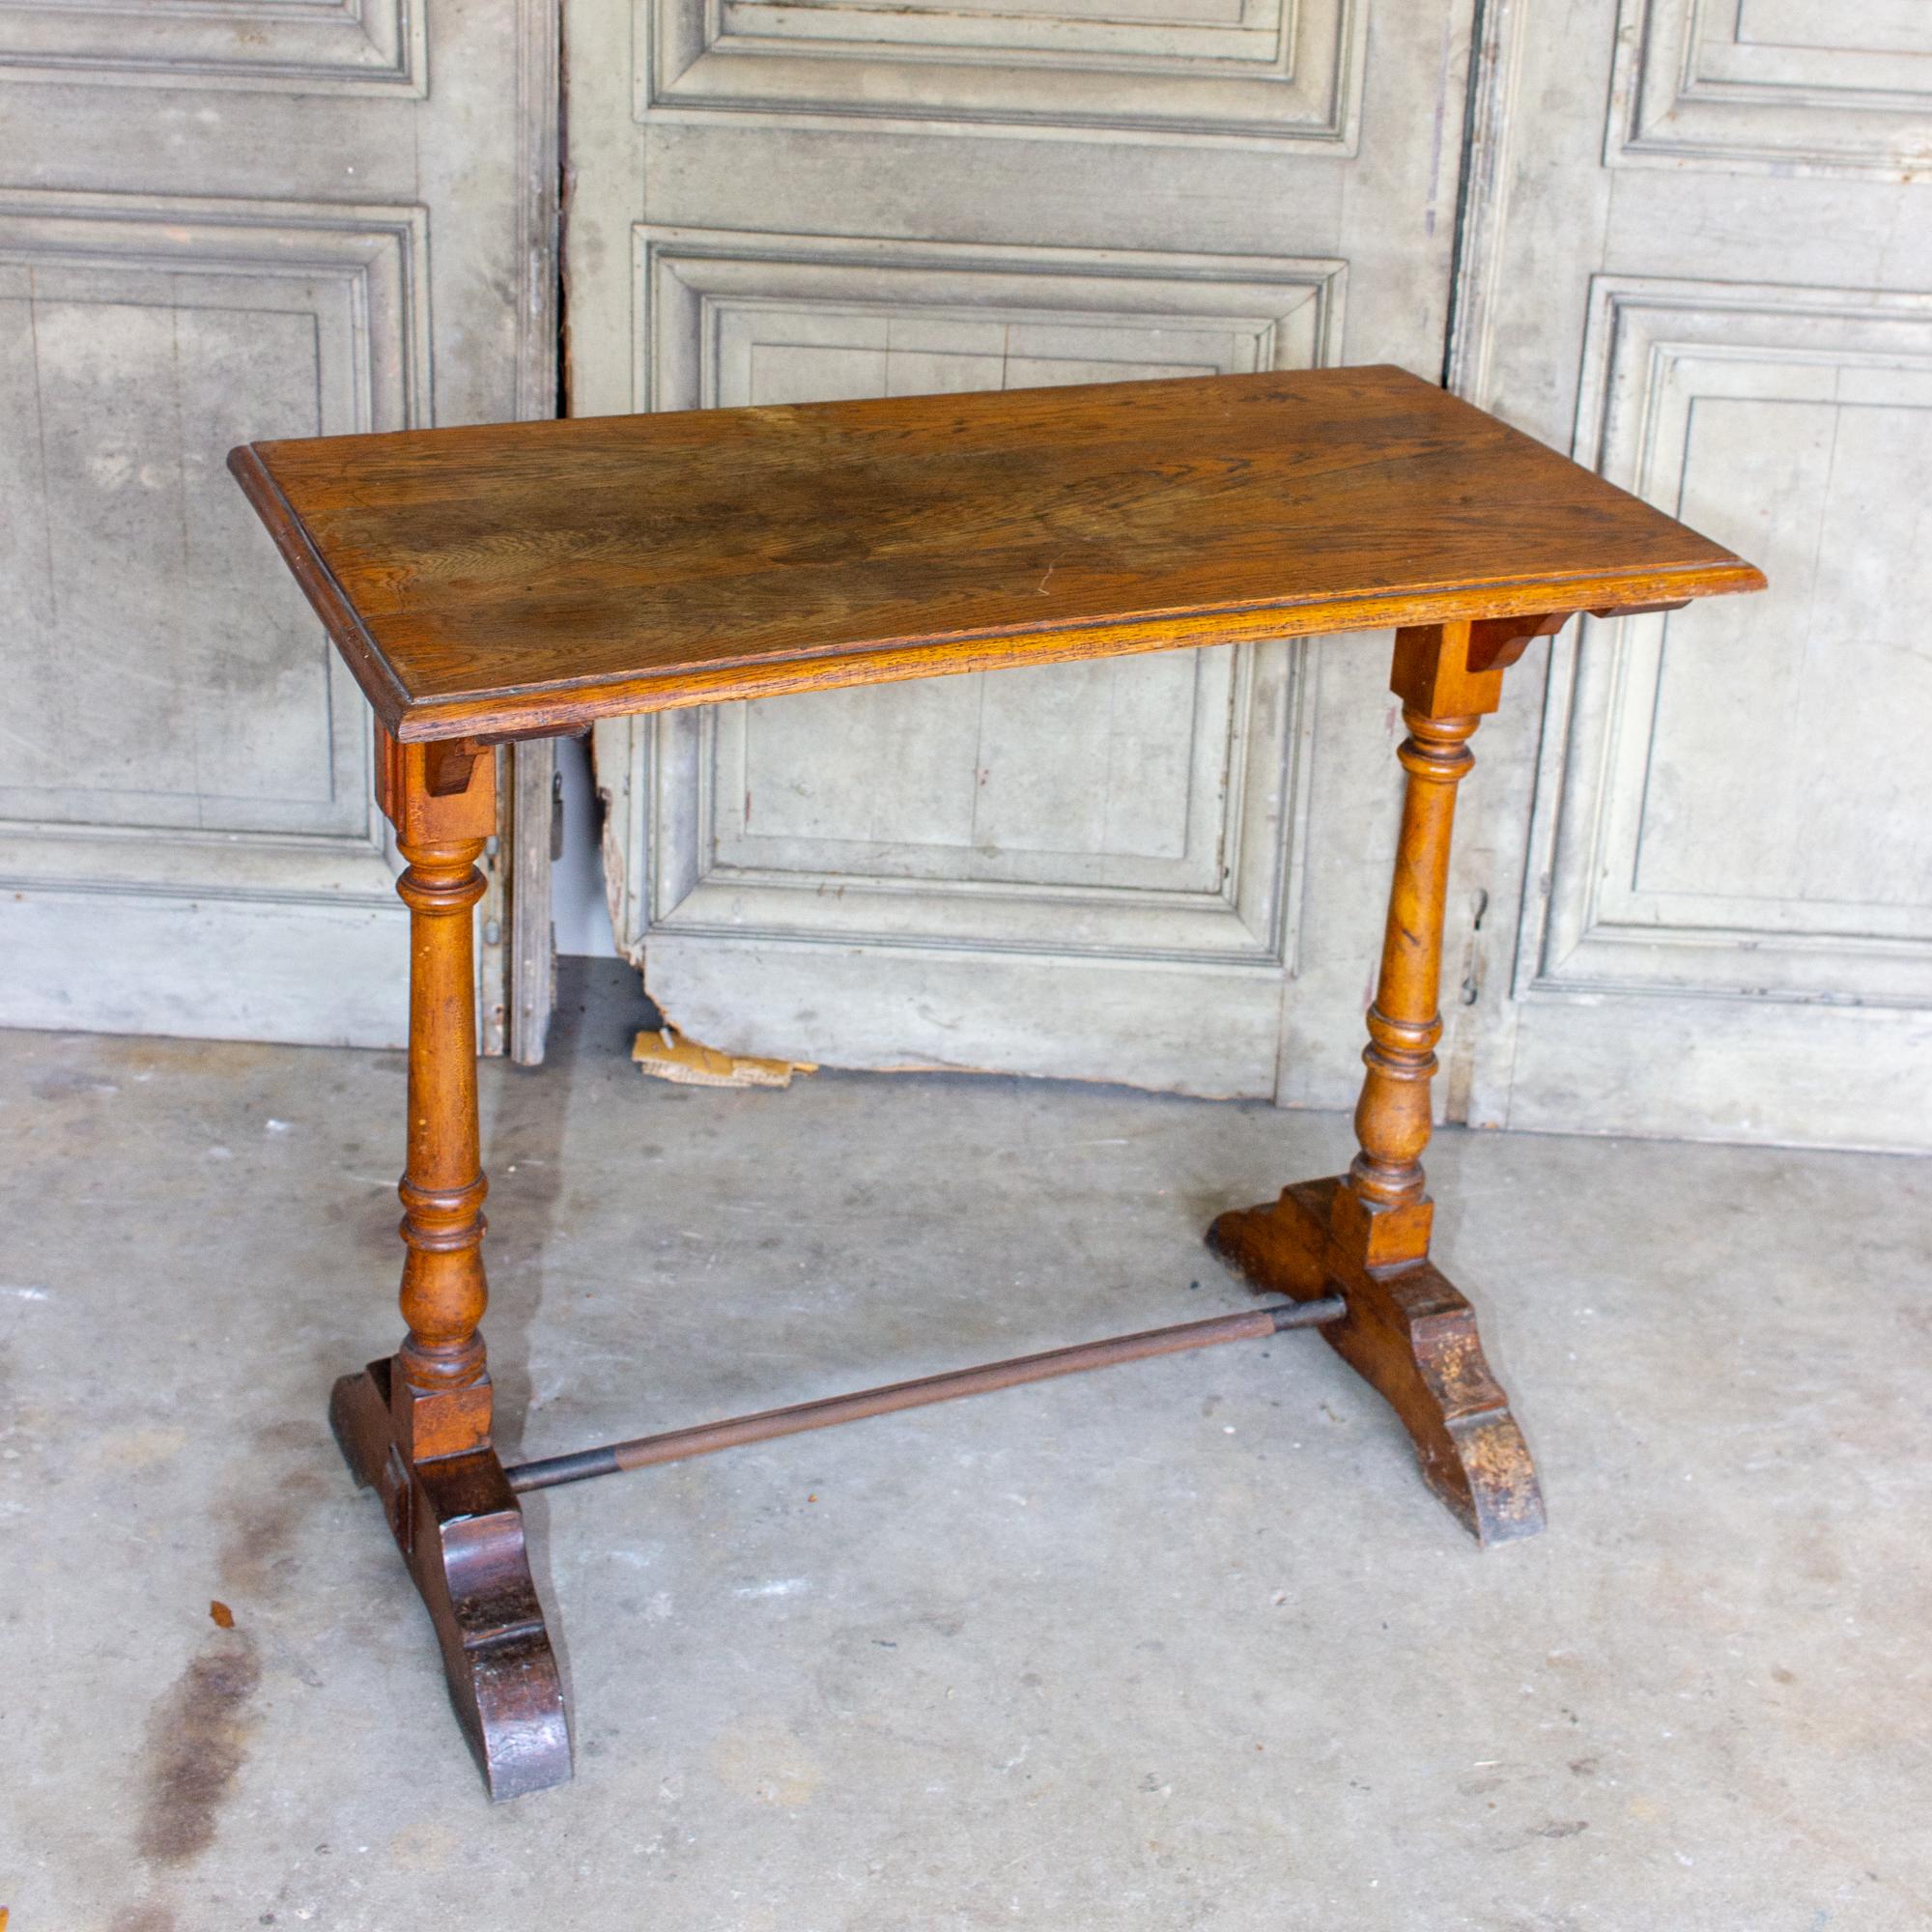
[4,967,1931,1932]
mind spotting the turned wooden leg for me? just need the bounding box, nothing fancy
[1210,616,1565,1547]
[330,727,571,1799]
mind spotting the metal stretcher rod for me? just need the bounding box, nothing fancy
[503,1294,1347,1493]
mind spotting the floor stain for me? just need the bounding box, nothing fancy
[117,1037,274,1082]
[708,1721,824,1808]
[216,1466,328,1599]
[387,1819,461,1873]
[109,1907,176,1932]
[81,1426,187,1476]
[250,1417,328,1458]
[136,1628,263,1866]
[30,1068,121,1101]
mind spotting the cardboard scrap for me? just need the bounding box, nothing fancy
[632,1025,813,1091]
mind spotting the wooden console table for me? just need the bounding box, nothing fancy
[231,367,1762,1799]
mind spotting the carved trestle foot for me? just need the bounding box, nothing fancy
[1208,1179,1543,1546]
[1202,617,1561,1548]
[329,1361,571,1800]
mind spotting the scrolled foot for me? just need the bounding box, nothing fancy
[329,1361,572,1799]
[1208,1179,1545,1547]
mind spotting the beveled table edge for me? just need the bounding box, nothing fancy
[229,442,1766,746]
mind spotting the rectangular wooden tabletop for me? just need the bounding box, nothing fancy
[230,365,1764,743]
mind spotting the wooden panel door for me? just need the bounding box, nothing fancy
[567,0,1480,1098]
[1451,0,1932,1148]
[0,8,555,1048]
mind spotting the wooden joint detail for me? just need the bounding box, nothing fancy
[1328,1181,1434,1270]
[1466,610,1572,673]
[391,1371,495,1463]
[375,719,497,844]
[1392,613,1572,719]
[426,740,484,798]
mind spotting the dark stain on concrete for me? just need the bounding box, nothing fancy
[250,1416,329,1458]
[216,1465,328,1599]
[30,1067,120,1101]
[136,1629,262,1866]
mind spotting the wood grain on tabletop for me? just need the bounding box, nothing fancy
[228,364,1765,741]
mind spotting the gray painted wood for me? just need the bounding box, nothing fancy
[0,9,557,1048]
[1451,0,1932,1150]
[511,740,559,1065]
[569,0,1478,1098]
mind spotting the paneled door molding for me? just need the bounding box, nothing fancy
[638,0,1367,147]
[1447,0,1932,1149]
[1523,278,1932,1009]
[564,0,1476,1098]
[1441,0,1526,412]
[0,0,426,94]
[631,228,1347,413]
[1606,0,1932,179]
[0,193,428,1040]
[593,228,1342,1094]
[0,0,558,1052]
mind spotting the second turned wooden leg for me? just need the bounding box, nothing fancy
[1211,617,1559,1547]
[330,728,571,1800]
